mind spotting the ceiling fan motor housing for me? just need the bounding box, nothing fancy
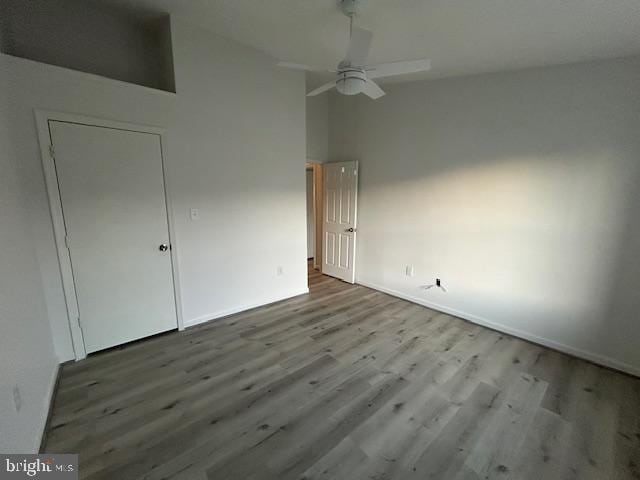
[340,0,361,17]
[336,68,367,95]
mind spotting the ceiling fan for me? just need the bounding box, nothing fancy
[277,0,431,99]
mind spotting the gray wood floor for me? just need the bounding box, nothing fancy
[45,264,640,479]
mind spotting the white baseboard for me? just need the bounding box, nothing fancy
[357,279,640,378]
[184,287,310,328]
[37,362,60,453]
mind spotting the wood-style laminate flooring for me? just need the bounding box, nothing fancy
[44,263,640,479]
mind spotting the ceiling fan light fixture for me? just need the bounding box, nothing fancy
[336,70,366,95]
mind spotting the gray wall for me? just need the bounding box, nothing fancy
[329,56,640,374]
[168,18,308,325]
[306,94,329,162]
[0,0,175,92]
[0,64,58,453]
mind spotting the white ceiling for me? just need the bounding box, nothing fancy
[107,0,640,85]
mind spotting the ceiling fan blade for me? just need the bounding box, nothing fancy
[362,79,385,99]
[345,27,373,66]
[365,59,431,79]
[307,81,337,96]
[277,61,326,72]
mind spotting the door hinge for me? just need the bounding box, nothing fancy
[64,235,71,250]
[77,317,84,337]
[49,144,55,159]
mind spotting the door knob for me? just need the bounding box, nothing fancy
[345,227,355,233]
[159,244,169,252]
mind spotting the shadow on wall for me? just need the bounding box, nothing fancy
[600,162,640,364]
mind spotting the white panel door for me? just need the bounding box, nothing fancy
[49,121,177,353]
[323,161,358,283]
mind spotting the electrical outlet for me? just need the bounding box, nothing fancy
[13,386,22,412]
[405,265,414,277]
[276,266,284,277]
[420,278,447,293]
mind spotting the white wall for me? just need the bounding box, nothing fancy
[306,93,328,163]
[4,16,307,362]
[0,57,58,452]
[329,56,640,375]
[168,19,308,325]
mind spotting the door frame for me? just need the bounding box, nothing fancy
[35,110,184,361]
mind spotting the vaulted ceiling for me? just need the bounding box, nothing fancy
[105,0,640,84]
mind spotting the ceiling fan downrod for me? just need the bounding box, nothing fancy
[341,0,360,38]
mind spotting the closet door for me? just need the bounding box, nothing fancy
[50,121,177,353]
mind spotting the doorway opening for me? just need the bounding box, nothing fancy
[306,162,323,285]
[306,160,359,286]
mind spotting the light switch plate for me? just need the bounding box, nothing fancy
[190,208,200,221]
